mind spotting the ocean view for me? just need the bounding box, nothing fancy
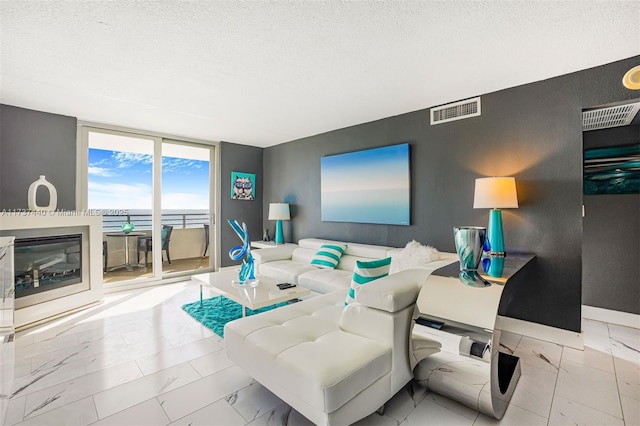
[101,209,211,231]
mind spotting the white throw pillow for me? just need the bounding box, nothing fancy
[390,240,441,274]
[310,243,347,269]
[345,257,392,306]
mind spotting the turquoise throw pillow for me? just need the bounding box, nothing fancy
[345,257,392,306]
[310,243,347,269]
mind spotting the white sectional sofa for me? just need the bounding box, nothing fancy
[253,238,458,294]
[225,268,441,426]
[225,238,459,425]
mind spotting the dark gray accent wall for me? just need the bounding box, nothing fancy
[0,105,77,210]
[219,142,264,267]
[582,124,640,315]
[264,56,640,333]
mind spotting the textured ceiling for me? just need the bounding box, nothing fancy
[1,1,639,147]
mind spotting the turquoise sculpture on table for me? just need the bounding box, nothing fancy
[228,219,258,286]
[121,222,135,234]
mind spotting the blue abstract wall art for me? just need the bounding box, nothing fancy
[321,143,410,225]
[584,144,640,195]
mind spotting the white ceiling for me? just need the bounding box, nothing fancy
[1,1,639,148]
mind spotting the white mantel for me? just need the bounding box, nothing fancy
[0,212,103,328]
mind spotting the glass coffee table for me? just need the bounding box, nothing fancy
[191,269,310,317]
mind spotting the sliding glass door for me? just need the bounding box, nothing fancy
[161,141,212,275]
[80,127,215,285]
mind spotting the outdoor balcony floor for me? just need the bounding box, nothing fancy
[103,257,211,284]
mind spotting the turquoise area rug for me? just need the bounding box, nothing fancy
[182,296,287,337]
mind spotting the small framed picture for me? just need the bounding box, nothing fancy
[231,172,255,200]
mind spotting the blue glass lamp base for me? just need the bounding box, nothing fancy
[482,256,505,278]
[487,209,505,256]
[274,220,284,244]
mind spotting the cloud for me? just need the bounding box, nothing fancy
[88,166,116,177]
[88,181,152,209]
[112,152,152,168]
[162,157,203,173]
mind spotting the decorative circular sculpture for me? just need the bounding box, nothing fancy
[27,175,57,211]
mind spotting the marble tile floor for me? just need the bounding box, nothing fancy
[1,282,638,426]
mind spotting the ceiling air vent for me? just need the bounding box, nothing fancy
[582,103,640,131]
[431,97,481,125]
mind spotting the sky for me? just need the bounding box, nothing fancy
[321,143,410,193]
[88,148,210,210]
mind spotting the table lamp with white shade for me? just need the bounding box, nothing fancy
[473,177,518,257]
[268,203,290,244]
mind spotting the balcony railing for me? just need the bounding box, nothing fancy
[102,212,212,232]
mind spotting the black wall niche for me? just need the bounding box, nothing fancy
[263,56,640,333]
[219,141,264,267]
[582,123,640,315]
[0,104,77,210]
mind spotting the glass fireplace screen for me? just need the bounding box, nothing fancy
[14,234,82,298]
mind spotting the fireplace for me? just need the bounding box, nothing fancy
[14,233,89,309]
[0,213,102,328]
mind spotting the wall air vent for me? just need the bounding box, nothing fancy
[582,103,640,131]
[430,97,481,125]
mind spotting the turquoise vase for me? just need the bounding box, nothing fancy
[453,226,491,287]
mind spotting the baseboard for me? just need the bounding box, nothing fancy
[496,315,584,350]
[15,301,102,332]
[582,305,640,330]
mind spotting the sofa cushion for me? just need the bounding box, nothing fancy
[298,238,393,259]
[253,245,297,264]
[345,257,392,305]
[345,242,394,259]
[355,269,421,312]
[258,260,317,284]
[224,290,392,413]
[298,268,353,293]
[310,243,347,269]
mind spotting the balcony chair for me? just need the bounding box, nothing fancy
[203,224,209,257]
[103,240,108,273]
[137,225,173,266]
